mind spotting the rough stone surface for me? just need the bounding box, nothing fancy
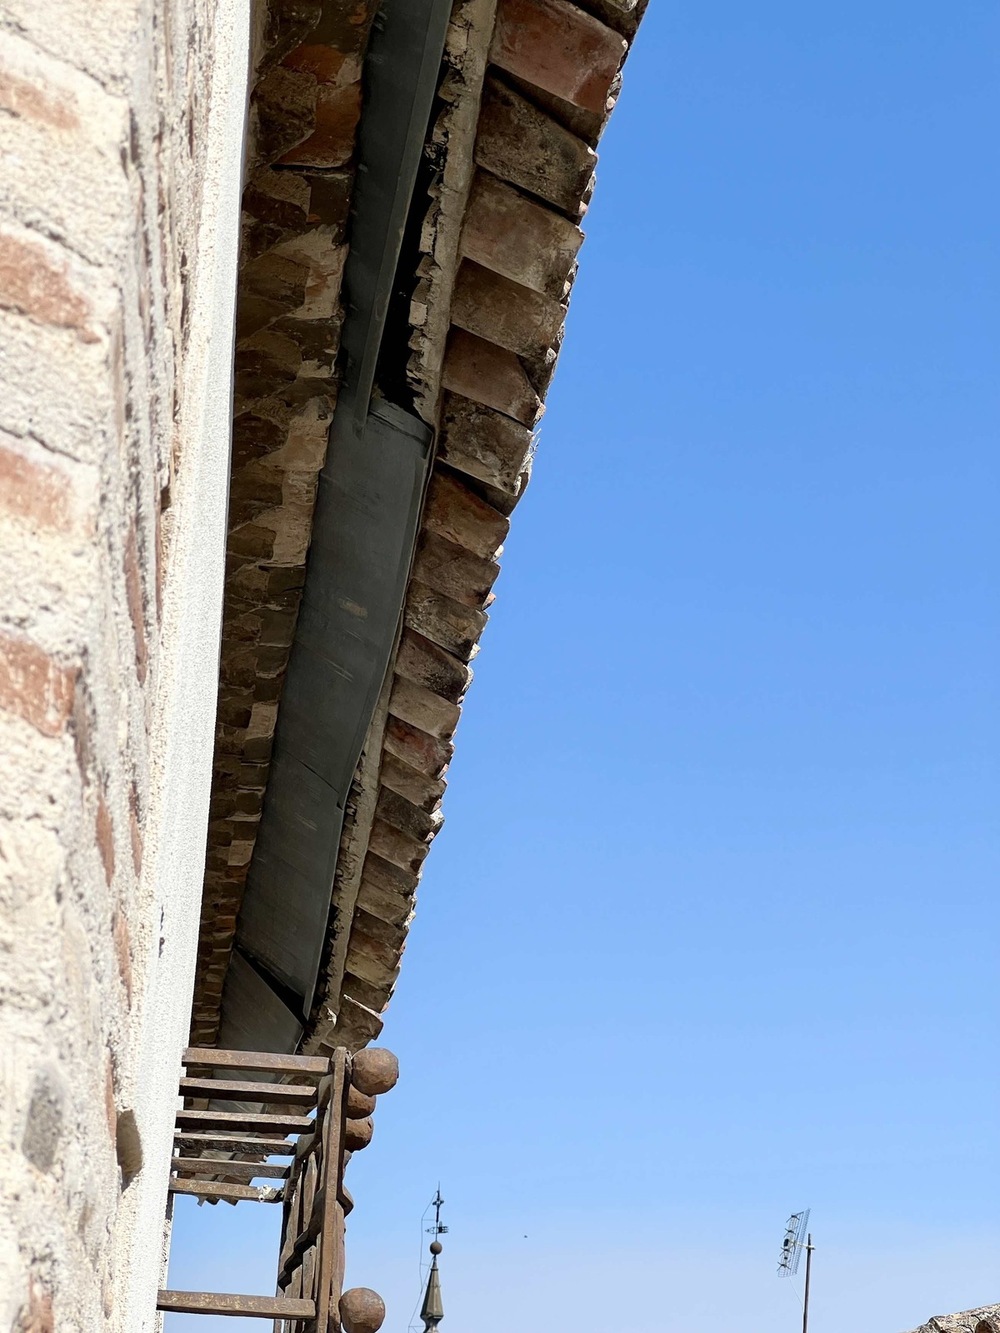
[904,1306,1000,1333]
[0,1,246,1328]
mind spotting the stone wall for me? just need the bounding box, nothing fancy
[0,1,248,1328]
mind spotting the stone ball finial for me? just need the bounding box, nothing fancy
[346,1085,376,1119]
[344,1116,374,1152]
[340,1287,386,1333]
[430,1241,443,1255]
[351,1048,399,1097]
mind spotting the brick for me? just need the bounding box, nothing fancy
[451,260,565,360]
[461,172,583,299]
[476,76,596,215]
[335,994,385,1047]
[355,876,415,929]
[379,752,445,813]
[343,934,400,988]
[96,796,115,886]
[404,580,488,662]
[0,431,95,534]
[361,850,419,899]
[341,968,393,1016]
[374,786,439,844]
[124,523,148,684]
[388,676,460,742]
[423,469,509,560]
[490,0,627,116]
[0,632,77,737]
[0,226,98,342]
[383,716,454,780]
[395,628,470,703]
[438,392,533,496]
[365,810,432,874]
[350,907,407,962]
[278,81,361,168]
[412,532,500,609]
[442,329,542,426]
[113,909,132,1003]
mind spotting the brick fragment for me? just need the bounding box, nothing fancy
[0,632,77,737]
[96,796,115,886]
[490,0,627,116]
[0,431,94,534]
[0,226,97,342]
[124,523,148,684]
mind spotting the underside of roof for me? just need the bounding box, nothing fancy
[192,0,646,1055]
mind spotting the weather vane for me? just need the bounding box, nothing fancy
[419,1189,447,1333]
[777,1209,814,1333]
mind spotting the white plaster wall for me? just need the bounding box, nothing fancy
[113,3,250,1324]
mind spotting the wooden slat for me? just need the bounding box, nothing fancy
[157,1289,315,1318]
[183,1047,328,1076]
[176,1109,313,1136]
[180,1077,318,1107]
[174,1133,297,1155]
[172,1157,289,1180]
[169,1178,284,1203]
[315,1049,348,1327]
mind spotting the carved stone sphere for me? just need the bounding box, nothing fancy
[346,1085,377,1119]
[351,1048,399,1097]
[430,1241,443,1255]
[344,1116,374,1152]
[340,1288,386,1333]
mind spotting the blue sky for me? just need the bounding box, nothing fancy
[167,2,999,1328]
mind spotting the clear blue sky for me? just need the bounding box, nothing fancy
[168,2,1000,1328]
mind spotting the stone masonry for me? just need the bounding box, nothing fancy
[0,1,246,1328]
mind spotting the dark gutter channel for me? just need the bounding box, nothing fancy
[218,0,454,1055]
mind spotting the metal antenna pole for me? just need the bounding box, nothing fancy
[802,1234,814,1333]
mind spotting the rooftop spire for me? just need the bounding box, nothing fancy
[420,1189,448,1333]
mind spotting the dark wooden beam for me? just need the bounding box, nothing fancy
[182,1047,328,1076]
[180,1077,317,1106]
[157,1290,315,1318]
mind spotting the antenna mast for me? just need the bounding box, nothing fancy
[777,1210,814,1333]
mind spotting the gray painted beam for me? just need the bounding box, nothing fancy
[224,0,453,1047]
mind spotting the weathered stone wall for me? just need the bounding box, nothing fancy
[0,1,248,1328]
[905,1305,1000,1333]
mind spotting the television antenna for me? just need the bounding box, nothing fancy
[777,1210,814,1333]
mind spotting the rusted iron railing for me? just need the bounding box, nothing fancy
[157,1045,396,1328]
